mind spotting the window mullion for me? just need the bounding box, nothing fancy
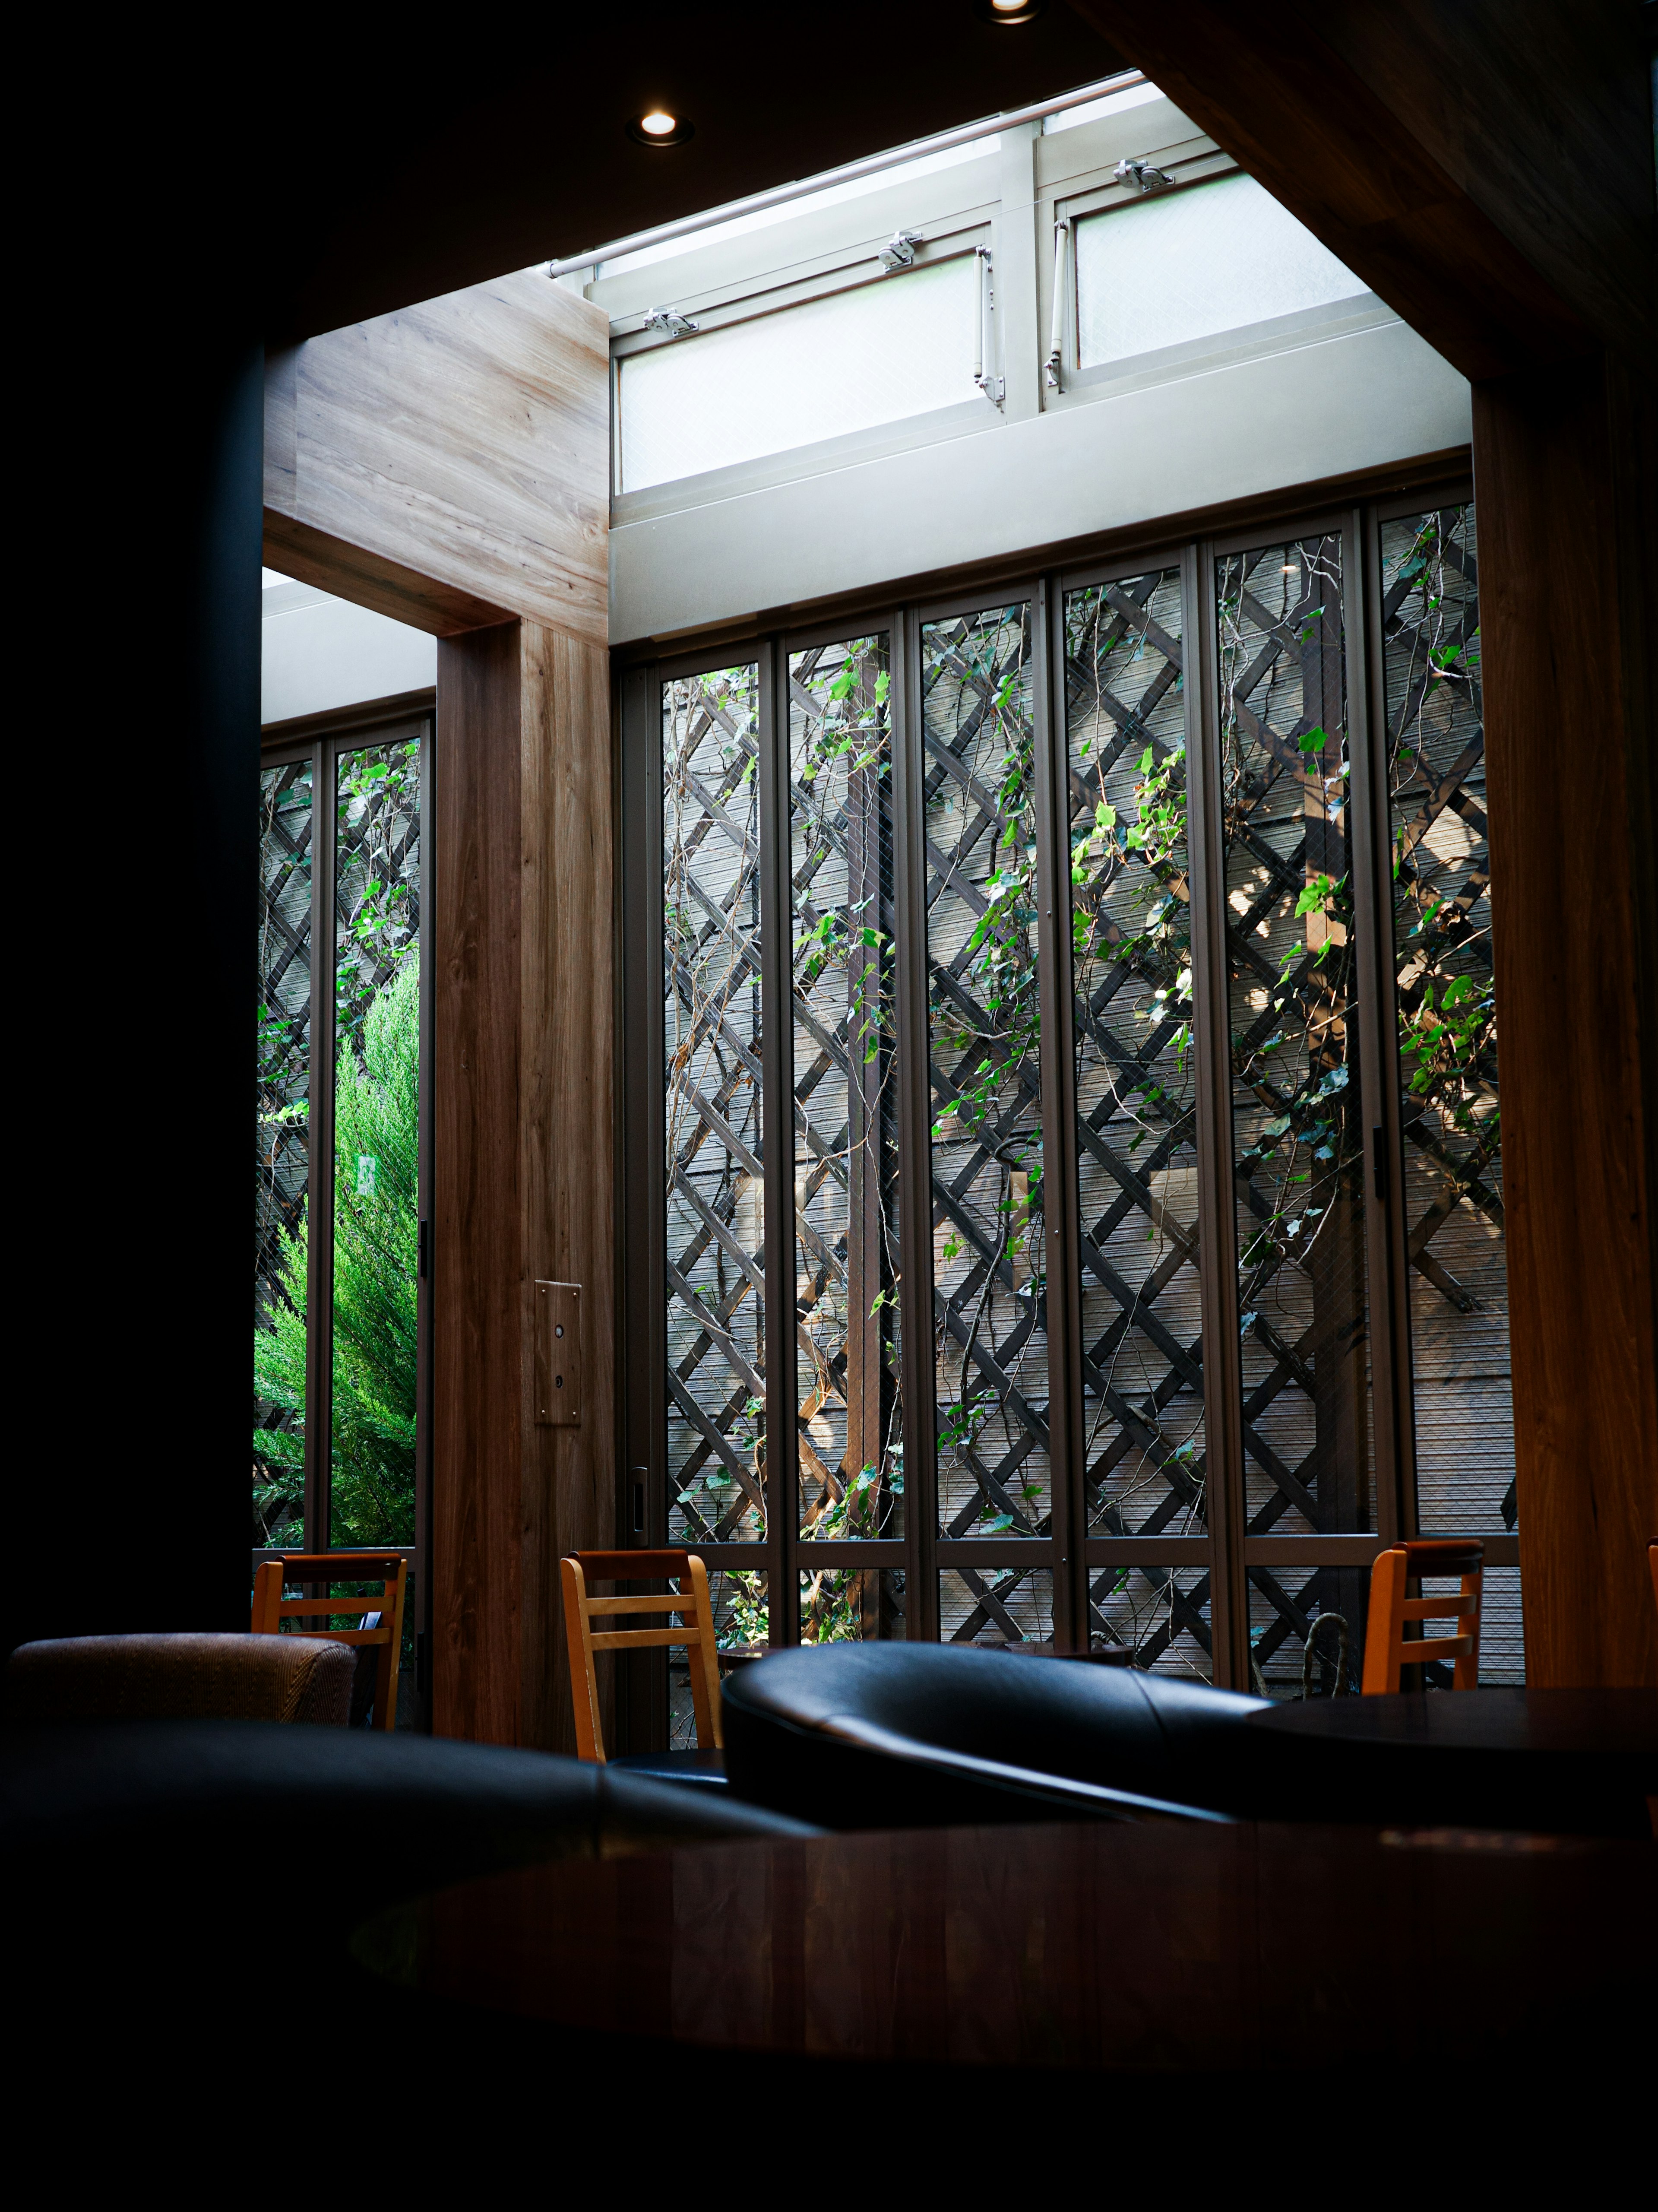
[1034,574,1087,1649]
[891,606,941,1639]
[1187,541,1250,1691]
[759,637,801,1644]
[1348,505,1414,1547]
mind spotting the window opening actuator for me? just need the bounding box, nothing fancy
[878,229,921,272]
[1114,155,1176,192]
[974,245,1004,409]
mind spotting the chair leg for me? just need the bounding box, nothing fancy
[1453,1571,1482,1690]
[1362,1548,1407,1694]
[560,1557,606,1760]
[684,1556,719,1750]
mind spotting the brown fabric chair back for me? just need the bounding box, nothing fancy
[5,1633,355,1726]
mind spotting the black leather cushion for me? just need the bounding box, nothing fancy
[3,1719,815,2019]
[723,1644,1265,1827]
[610,1746,728,1787]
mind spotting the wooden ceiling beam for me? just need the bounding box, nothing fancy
[263,268,608,640]
[1063,0,1655,379]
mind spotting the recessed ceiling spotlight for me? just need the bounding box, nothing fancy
[974,0,1047,22]
[627,109,695,147]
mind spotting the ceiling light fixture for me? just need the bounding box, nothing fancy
[627,109,695,148]
[974,0,1047,22]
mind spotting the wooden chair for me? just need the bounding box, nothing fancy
[250,1552,408,1731]
[1361,1539,1483,1693]
[560,1550,721,1764]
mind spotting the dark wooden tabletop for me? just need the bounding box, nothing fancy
[364,1816,1654,2076]
[1248,1686,1658,1755]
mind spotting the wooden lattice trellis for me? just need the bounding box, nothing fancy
[254,760,314,1543]
[1382,506,1516,1676]
[634,493,1515,1701]
[661,666,771,1644]
[789,638,904,1642]
[253,736,422,1552]
[1063,570,1213,1670]
[1218,536,1370,1690]
[921,605,1054,1645]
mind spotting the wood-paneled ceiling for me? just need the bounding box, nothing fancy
[265,3,1127,343]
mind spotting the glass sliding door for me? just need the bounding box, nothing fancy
[252,709,431,1728]
[255,757,314,1549]
[661,662,770,1664]
[1215,532,1373,1695]
[620,475,1516,1719]
[329,738,422,1554]
[919,602,1053,1646]
[788,634,903,1643]
[1061,566,1212,1673]
[1379,500,1520,1679]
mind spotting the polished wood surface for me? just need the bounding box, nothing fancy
[1251,1686,1658,1756]
[433,622,616,1752]
[263,269,608,642]
[376,1817,1653,2074]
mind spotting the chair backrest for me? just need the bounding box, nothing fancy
[560,1550,721,1762]
[1361,1540,1484,1694]
[250,1553,409,1732]
[5,1633,355,1726]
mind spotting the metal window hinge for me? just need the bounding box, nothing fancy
[976,373,1006,408]
[645,307,699,336]
[879,229,921,272]
[1114,156,1176,192]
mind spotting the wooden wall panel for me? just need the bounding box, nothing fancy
[433,621,616,1749]
[1475,362,1658,1689]
[264,268,608,642]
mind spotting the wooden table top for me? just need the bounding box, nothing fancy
[1249,1686,1658,1756]
[364,1816,1654,2076]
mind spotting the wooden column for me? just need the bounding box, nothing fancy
[433,620,614,1748]
[265,263,613,1743]
[1474,358,1658,1688]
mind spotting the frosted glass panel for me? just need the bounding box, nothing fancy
[1076,173,1367,369]
[620,256,977,491]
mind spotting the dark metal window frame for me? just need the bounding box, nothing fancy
[617,472,1512,1712]
[256,695,435,1720]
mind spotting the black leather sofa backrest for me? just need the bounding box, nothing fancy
[723,1644,1267,1828]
